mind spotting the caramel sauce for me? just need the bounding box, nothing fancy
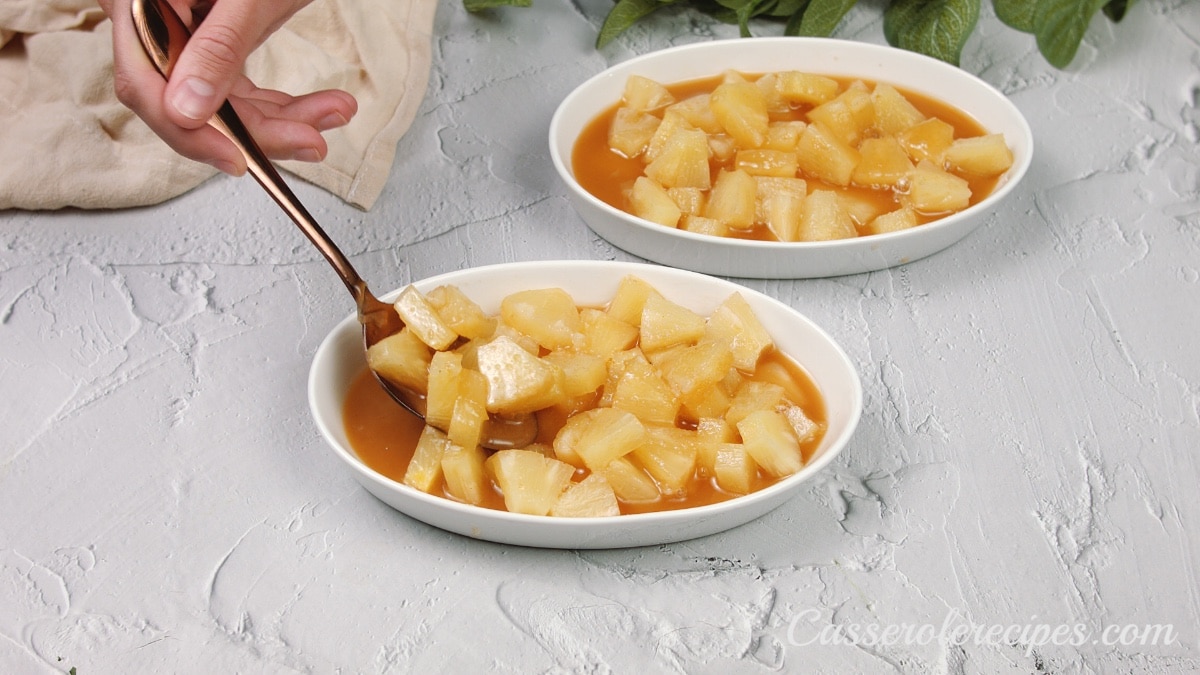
[342,349,827,515]
[571,73,1002,240]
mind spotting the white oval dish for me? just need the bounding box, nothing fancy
[309,260,862,548]
[549,37,1034,279]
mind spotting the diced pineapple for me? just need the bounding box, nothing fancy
[447,393,487,452]
[475,335,564,414]
[403,425,451,493]
[666,94,724,134]
[712,443,757,494]
[904,160,972,214]
[607,275,659,327]
[485,322,540,356]
[679,379,732,422]
[366,327,432,394]
[707,134,738,164]
[839,189,888,228]
[500,287,584,351]
[754,72,790,115]
[725,380,787,427]
[870,83,926,135]
[644,127,712,190]
[608,107,661,159]
[550,474,621,517]
[851,136,915,189]
[943,134,1013,176]
[780,402,822,445]
[425,350,463,431]
[425,285,496,340]
[806,81,874,146]
[667,187,706,216]
[629,176,683,228]
[795,123,861,187]
[441,442,488,505]
[754,176,807,242]
[599,456,661,503]
[703,169,757,229]
[697,416,738,443]
[608,352,680,425]
[776,71,839,106]
[580,308,639,357]
[797,189,857,241]
[865,207,918,235]
[622,74,675,111]
[764,121,808,152]
[710,80,769,148]
[660,340,734,399]
[553,407,645,471]
[735,149,800,178]
[704,292,774,372]
[633,425,701,494]
[542,350,607,398]
[485,449,575,516]
[897,117,955,164]
[681,215,729,238]
[736,409,804,478]
[640,292,706,353]
[393,285,458,350]
[644,110,692,164]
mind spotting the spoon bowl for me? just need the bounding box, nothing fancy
[129,0,536,449]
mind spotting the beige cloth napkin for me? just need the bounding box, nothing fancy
[0,0,436,211]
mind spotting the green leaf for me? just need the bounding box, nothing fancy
[464,0,530,12]
[1102,0,1135,21]
[1033,0,1107,68]
[763,0,809,18]
[794,0,858,36]
[993,0,1037,32]
[884,0,981,65]
[596,0,666,47]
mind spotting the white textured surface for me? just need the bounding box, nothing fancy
[2,0,1198,672]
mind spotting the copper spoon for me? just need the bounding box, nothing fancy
[130,0,536,449]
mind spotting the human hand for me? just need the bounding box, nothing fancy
[100,0,358,175]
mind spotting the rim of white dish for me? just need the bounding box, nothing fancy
[309,260,863,529]
[548,37,1034,253]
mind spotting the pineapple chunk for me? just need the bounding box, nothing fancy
[599,456,661,503]
[710,80,769,148]
[904,160,972,214]
[712,443,758,494]
[679,380,733,422]
[580,308,639,357]
[500,287,584,351]
[725,380,787,427]
[554,407,645,471]
[735,149,800,178]
[737,409,803,477]
[943,134,1013,177]
[425,350,463,431]
[630,176,683,228]
[633,426,700,495]
[705,292,774,372]
[839,189,889,228]
[851,136,915,189]
[607,275,659,326]
[542,350,607,398]
[755,176,807,242]
[608,107,660,159]
[795,123,861,187]
[897,117,955,164]
[441,442,488,505]
[447,392,487,452]
[754,72,790,115]
[797,189,857,241]
[644,110,691,164]
[475,336,564,414]
[776,71,839,106]
[640,292,706,352]
[644,127,712,190]
[871,83,926,135]
[394,285,458,350]
[666,94,724,134]
[550,474,621,517]
[780,402,821,445]
[681,215,729,238]
[486,449,575,516]
[660,340,735,399]
[425,284,496,340]
[703,169,757,230]
[764,121,808,152]
[622,74,675,112]
[667,187,706,216]
[366,327,432,395]
[707,134,738,164]
[806,81,874,146]
[608,351,680,425]
[403,425,451,493]
[865,207,919,235]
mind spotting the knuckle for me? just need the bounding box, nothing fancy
[186,24,247,76]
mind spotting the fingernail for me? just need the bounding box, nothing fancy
[209,159,241,175]
[294,147,322,162]
[317,112,348,131]
[171,77,217,120]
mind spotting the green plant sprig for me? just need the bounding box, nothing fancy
[464,0,1138,68]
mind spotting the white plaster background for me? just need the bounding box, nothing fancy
[1,0,1198,672]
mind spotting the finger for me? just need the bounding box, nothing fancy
[229,98,328,162]
[244,89,359,131]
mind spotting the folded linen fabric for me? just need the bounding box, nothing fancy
[0,0,436,211]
